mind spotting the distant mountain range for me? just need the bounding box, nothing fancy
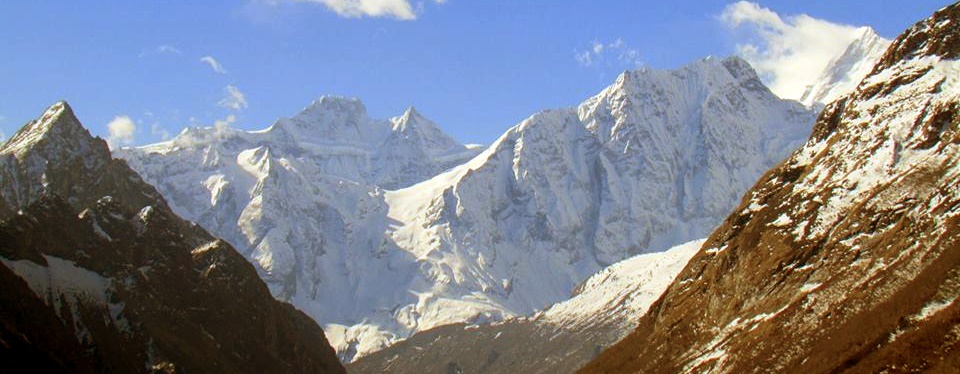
[118,54,816,361]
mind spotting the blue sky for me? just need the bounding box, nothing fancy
[0,1,952,146]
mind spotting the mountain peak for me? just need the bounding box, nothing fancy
[604,55,767,104]
[393,105,429,131]
[403,105,420,116]
[719,55,762,81]
[388,105,461,152]
[1,101,95,157]
[270,95,382,143]
[299,95,368,119]
[799,26,891,106]
[0,101,175,220]
[855,26,882,41]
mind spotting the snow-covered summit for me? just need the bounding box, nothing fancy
[389,106,462,155]
[131,96,476,187]
[271,96,386,145]
[357,56,815,359]
[800,27,891,107]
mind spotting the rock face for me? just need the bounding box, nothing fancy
[348,240,703,374]
[582,3,960,373]
[119,58,815,361]
[0,102,344,373]
[0,103,173,221]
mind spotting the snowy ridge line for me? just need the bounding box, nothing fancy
[119,56,816,362]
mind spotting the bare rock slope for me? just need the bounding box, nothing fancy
[582,3,960,372]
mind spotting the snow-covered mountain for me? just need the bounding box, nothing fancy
[118,100,481,361]
[585,3,960,372]
[350,239,704,374]
[800,27,891,107]
[119,56,815,361]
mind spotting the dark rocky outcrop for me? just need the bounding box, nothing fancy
[0,102,345,373]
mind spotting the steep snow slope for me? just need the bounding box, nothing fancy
[119,99,480,361]
[121,57,815,361]
[383,55,815,320]
[583,3,960,372]
[349,239,704,374]
[800,27,891,107]
[542,239,704,327]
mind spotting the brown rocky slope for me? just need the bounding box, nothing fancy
[0,102,345,373]
[581,3,960,373]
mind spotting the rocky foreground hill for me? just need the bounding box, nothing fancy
[582,3,960,372]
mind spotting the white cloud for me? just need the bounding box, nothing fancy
[139,45,183,58]
[720,1,866,100]
[150,122,171,141]
[156,45,182,54]
[200,56,228,74]
[106,115,137,149]
[575,50,594,67]
[576,38,643,68]
[290,0,445,20]
[218,85,248,110]
[592,40,604,55]
[214,114,237,134]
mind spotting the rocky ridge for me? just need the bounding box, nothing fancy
[582,3,960,372]
[0,102,345,373]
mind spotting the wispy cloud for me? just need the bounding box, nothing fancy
[106,115,137,149]
[156,45,183,54]
[218,85,248,110]
[575,38,643,68]
[214,114,237,134]
[150,123,170,141]
[284,0,446,20]
[200,56,228,74]
[146,113,171,142]
[139,44,184,58]
[719,1,867,100]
